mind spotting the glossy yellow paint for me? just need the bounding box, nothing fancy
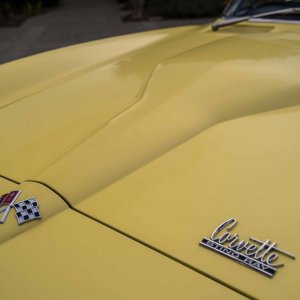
[1,21,300,299]
[0,179,246,300]
[0,25,217,180]
[37,23,300,203]
[76,104,300,299]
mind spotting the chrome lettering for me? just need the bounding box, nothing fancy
[200,218,295,277]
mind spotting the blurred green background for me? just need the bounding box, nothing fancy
[0,0,59,16]
[145,0,225,18]
[1,0,227,19]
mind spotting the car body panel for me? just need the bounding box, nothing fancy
[0,178,247,300]
[0,25,221,181]
[1,21,300,299]
[0,27,190,108]
[33,23,300,206]
[3,23,300,185]
[75,104,300,299]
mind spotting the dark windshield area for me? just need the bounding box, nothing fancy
[224,0,300,18]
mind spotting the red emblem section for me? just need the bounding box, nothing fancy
[0,191,21,224]
[0,191,19,208]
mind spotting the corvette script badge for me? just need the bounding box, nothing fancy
[200,218,295,277]
[0,191,41,225]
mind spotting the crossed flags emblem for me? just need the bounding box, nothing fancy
[0,191,41,225]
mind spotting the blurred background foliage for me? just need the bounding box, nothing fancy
[147,0,226,18]
[0,0,230,26]
[0,0,60,16]
[120,0,229,19]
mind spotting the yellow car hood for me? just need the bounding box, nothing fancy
[0,179,246,300]
[1,23,300,299]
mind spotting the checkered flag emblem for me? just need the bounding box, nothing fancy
[0,191,42,225]
[13,198,41,225]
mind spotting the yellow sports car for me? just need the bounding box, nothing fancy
[0,0,299,299]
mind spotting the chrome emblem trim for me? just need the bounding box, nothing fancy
[0,191,41,225]
[200,218,296,277]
